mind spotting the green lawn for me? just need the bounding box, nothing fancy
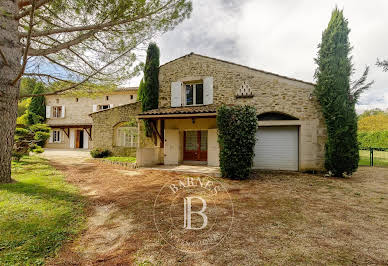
[0,156,85,265]
[105,156,136,163]
[359,149,388,167]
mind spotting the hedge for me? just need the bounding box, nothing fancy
[217,105,257,180]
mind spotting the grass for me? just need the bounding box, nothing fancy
[359,149,388,167]
[105,156,136,163]
[0,156,85,265]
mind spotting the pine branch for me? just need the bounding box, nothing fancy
[377,58,388,72]
[20,45,136,98]
[350,66,374,103]
[12,0,36,85]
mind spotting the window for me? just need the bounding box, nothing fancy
[106,96,109,101]
[53,130,61,143]
[98,105,110,111]
[116,127,138,147]
[130,95,134,100]
[52,106,62,118]
[76,98,79,102]
[184,83,203,106]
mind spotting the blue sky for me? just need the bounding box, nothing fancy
[135,0,387,113]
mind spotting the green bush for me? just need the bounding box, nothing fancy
[217,105,257,180]
[358,131,388,148]
[32,146,45,153]
[90,148,112,158]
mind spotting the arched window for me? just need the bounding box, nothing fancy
[115,122,138,147]
[257,112,299,121]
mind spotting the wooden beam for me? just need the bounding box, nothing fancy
[61,128,70,138]
[85,128,92,140]
[150,120,162,142]
[137,113,216,119]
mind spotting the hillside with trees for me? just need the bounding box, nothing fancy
[358,109,388,148]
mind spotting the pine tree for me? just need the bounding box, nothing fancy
[314,8,360,177]
[27,83,46,125]
[141,43,160,137]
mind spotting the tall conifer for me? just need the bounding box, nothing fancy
[314,8,360,176]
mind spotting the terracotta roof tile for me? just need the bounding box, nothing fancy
[139,105,218,116]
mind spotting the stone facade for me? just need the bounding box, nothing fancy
[45,89,138,150]
[155,53,326,170]
[90,102,141,156]
[46,90,138,126]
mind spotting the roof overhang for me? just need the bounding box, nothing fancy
[48,124,92,129]
[137,113,216,119]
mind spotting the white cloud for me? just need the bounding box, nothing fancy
[131,0,388,113]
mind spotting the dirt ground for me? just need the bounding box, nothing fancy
[43,151,388,265]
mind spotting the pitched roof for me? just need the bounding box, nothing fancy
[115,86,138,92]
[138,105,218,117]
[160,52,315,86]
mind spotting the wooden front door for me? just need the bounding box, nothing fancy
[75,130,84,148]
[183,131,207,161]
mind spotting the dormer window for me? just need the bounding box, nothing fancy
[185,83,203,106]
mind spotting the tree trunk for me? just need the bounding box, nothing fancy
[0,0,22,183]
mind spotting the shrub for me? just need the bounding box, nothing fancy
[217,105,257,180]
[13,124,51,157]
[90,148,112,158]
[32,146,44,153]
[11,152,23,162]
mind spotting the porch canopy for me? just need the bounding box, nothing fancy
[48,124,92,139]
[137,105,218,147]
[137,105,218,119]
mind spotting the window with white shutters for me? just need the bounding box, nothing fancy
[116,127,137,147]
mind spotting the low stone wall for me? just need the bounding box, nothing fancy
[98,159,137,169]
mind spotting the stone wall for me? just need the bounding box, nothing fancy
[158,54,327,170]
[90,102,141,156]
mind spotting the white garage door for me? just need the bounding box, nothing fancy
[253,126,299,171]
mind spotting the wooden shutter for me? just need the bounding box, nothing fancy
[49,131,53,143]
[203,77,214,105]
[92,105,97,112]
[171,81,182,107]
[46,106,51,118]
[61,106,65,118]
[69,129,75,148]
[83,129,89,149]
[109,104,114,108]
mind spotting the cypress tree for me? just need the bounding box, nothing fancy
[142,43,160,137]
[314,8,359,177]
[27,83,46,124]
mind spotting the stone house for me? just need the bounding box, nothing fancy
[92,53,327,171]
[45,88,138,149]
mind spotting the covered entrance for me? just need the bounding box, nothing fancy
[183,130,208,161]
[137,105,219,167]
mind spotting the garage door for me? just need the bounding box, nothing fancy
[253,126,298,171]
